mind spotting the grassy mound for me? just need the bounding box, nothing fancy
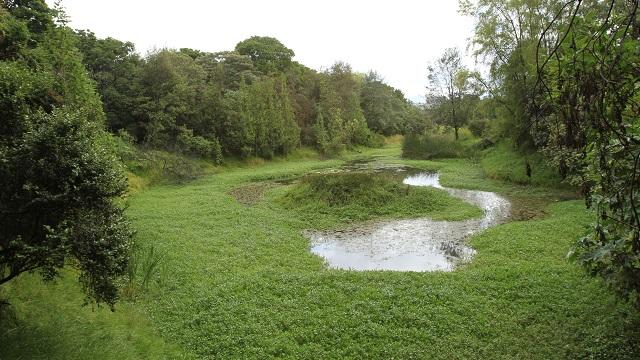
[481,142,569,188]
[279,171,482,222]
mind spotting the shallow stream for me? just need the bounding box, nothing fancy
[307,171,511,271]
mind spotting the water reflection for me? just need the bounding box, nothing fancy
[307,172,511,272]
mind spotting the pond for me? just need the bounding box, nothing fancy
[306,171,511,272]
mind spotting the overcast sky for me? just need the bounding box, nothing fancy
[48,0,476,102]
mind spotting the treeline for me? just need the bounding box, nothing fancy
[74,32,426,162]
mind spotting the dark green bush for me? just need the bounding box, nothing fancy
[365,132,386,148]
[480,141,566,188]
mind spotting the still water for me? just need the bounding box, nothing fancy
[307,172,511,271]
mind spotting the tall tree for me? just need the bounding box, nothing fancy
[426,48,475,140]
[134,49,223,161]
[74,30,142,132]
[235,36,295,74]
[460,0,560,148]
[221,77,299,158]
[360,71,415,135]
[0,1,132,307]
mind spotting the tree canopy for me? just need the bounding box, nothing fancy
[462,0,640,306]
[0,1,132,307]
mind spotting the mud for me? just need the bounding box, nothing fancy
[228,182,279,206]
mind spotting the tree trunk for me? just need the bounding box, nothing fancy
[454,126,459,140]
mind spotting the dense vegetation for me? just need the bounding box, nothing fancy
[74,31,422,159]
[0,0,425,301]
[5,146,640,359]
[0,0,132,306]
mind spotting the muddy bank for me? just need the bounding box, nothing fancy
[307,172,511,271]
[228,182,279,206]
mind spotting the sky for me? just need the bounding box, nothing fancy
[47,0,476,102]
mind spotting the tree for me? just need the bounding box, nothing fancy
[533,0,640,306]
[360,71,415,136]
[426,48,475,140]
[221,77,299,158]
[284,61,320,145]
[460,0,561,148]
[198,51,257,91]
[135,49,223,162]
[235,36,295,74]
[0,1,132,307]
[74,30,142,132]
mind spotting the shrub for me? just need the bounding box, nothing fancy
[125,150,205,185]
[468,119,488,137]
[366,132,386,148]
[402,133,468,159]
[176,126,222,165]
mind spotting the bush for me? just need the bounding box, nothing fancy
[402,133,468,159]
[176,126,222,165]
[365,132,386,148]
[468,119,488,137]
[107,129,137,162]
[125,150,206,185]
[0,108,134,307]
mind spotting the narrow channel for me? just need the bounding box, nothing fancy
[307,172,511,271]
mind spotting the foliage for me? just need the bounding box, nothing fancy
[463,0,640,305]
[222,77,299,158]
[71,28,422,160]
[0,106,133,307]
[531,0,640,306]
[74,30,142,132]
[235,36,295,74]
[402,133,470,160]
[460,0,558,149]
[480,142,566,188]
[0,2,132,307]
[114,149,639,358]
[426,48,480,140]
[360,71,425,135]
[280,171,481,222]
[313,62,373,153]
[468,118,488,137]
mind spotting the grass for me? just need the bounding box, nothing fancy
[481,141,569,189]
[278,171,482,224]
[0,270,191,359]
[2,142,639,359]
